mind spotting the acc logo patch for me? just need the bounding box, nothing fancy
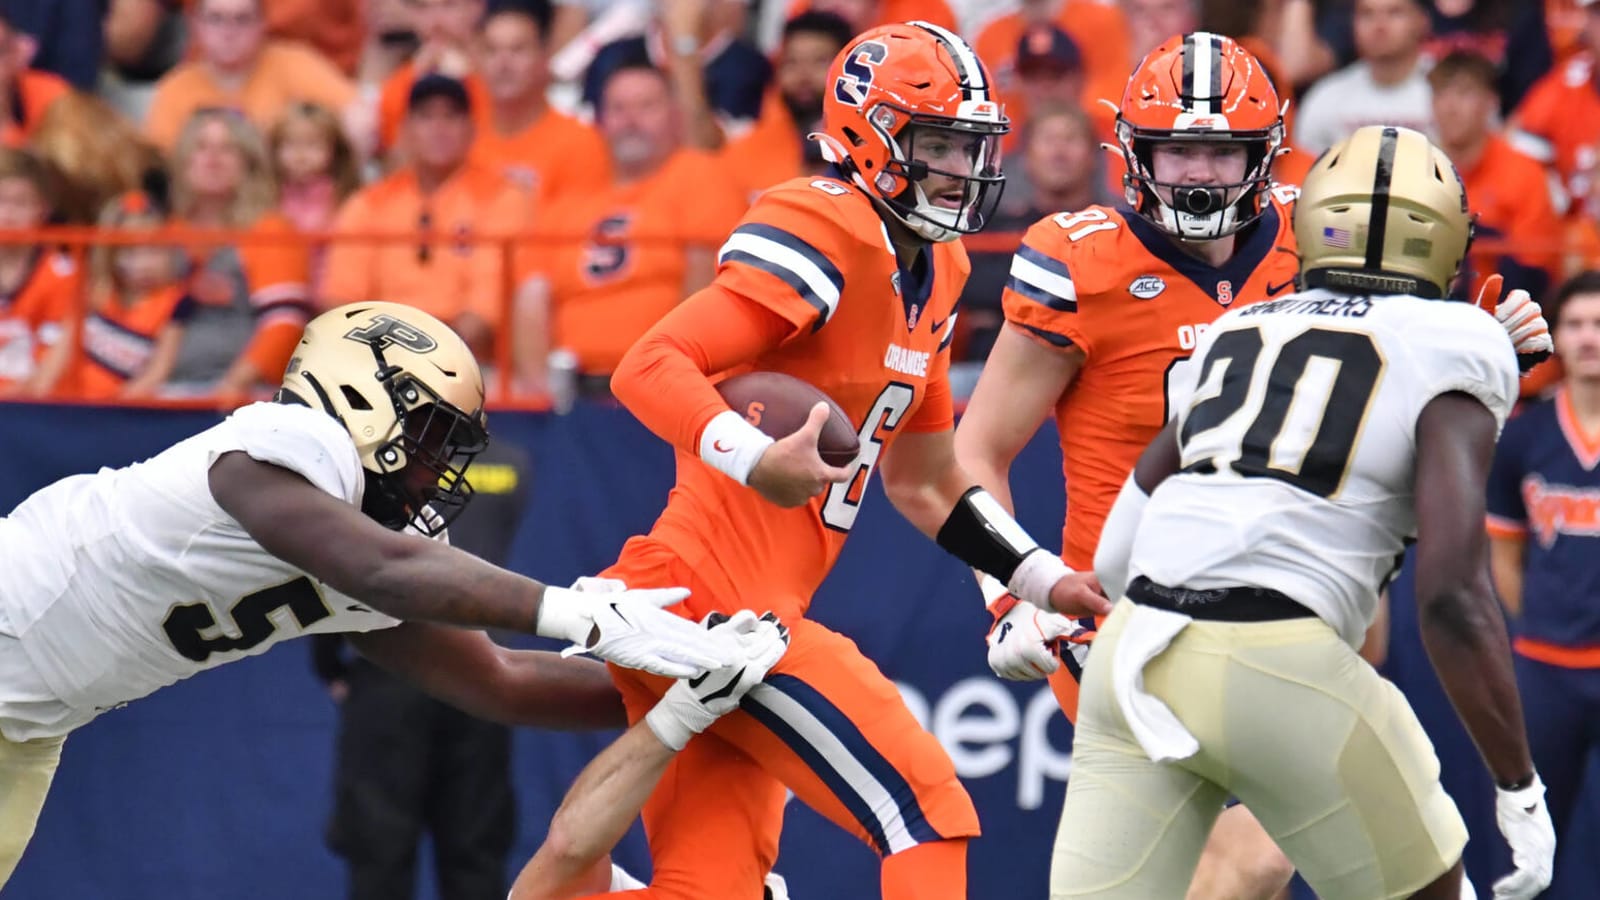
[1129,275,1166,300]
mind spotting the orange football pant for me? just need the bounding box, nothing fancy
[594,542,980,899]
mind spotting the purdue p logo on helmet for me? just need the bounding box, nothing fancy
[279,302,488,535]
[1294,125,1473,299]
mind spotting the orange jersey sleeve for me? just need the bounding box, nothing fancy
[1001,212,1095,354]
[237,215,311,376]
[612,284,797,455]
[714,181,852,340]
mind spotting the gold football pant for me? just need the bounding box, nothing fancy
[0,730,64,888]
[1051,601,1467,900]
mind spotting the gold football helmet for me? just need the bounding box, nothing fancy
[278,302,488,535]
[1295,125,1472,299]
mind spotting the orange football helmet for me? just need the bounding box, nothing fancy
[1115,32,1285,240]
[815,21,1008,242]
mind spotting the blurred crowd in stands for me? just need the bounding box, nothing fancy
[0,0,1594,406]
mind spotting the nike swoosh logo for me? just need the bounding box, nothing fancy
[1265,279,1294,296]
[713,440,733,453]
[930,316,949,334]
[346,604,372,613]
[689,671,711,688]
[997,622,1012,643]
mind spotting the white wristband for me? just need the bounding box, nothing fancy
[644,685,716,751]
[1009,549,1072,610]
[698,409,775,486]
[534,586,591,645]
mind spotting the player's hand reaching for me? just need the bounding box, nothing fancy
[536,583,743,679]
[645,610,791,750]
[1048,571,1112,618]
[1476,274,1554,373]
[748,403,854,508]
[1491,774,1556,899]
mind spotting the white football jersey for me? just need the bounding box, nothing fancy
[0,402,404,741]
[1128,290,1518,647]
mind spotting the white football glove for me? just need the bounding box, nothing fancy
[536,584,742,679]
[645,610,790,751]
[1491,773,1556,900]
[987,598,1081,681]
[980,574,1092,681]
[1477,275,1553,373]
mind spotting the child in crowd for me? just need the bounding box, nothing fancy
[70,192,192,400]
[0,148,82,398]
[270,102,361,287]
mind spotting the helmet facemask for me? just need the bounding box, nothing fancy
[358,345,488,537]
[865,104,1007,242]
[1119,121,1283,241]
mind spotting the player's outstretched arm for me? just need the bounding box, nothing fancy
[880,428,1110,619]
[953,325,1086,513]
[1414,391,1555,898]
[208,452,738,679]
[348,622,626,730]
[509,612,790,900]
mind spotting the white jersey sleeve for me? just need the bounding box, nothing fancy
[0,402,399,741]
[223,402,365,504]
[1404,301,1519,432]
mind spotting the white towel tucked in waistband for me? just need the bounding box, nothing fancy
[1111,604,1200,763]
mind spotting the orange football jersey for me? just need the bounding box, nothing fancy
[1511,54,1600,216]
[639,176,966,623]
[0,251,82,391]
[1003,194,1301,569]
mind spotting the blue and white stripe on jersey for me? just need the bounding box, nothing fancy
[938,313,958,352]
[1006,243,1077,312]
[742,673,945,856]
[718,223,846,330]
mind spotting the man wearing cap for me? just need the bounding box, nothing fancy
[322,73,529,362]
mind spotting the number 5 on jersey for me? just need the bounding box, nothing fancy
[821,383,915,531]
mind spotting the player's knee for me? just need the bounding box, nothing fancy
[1188,809,1294,900]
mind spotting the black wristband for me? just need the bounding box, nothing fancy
[935,487,1037,583]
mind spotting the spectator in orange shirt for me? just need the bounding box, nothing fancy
[1512,0,1600,218]
[166,107,311,402]
[0,148,79,397]
[786,0,961,36]
[70,191,194,400]
[144,0,358,153]
[375,0,492,159]
[472,2,611,204]
[0,11,69,148]
[1008,24,1087,149]
[1433,50,1562,303]
[973,0,1132,136]
[512,62,746,397]
[720,10,853,200]
[324,75,529,361]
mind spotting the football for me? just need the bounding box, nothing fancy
[716,371,861,467]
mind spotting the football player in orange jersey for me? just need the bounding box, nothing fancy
[956,31,1556,900]
[547,21,1110,900]
[956,33,1305,900]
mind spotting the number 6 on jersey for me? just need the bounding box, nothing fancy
[822,383,916,531]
